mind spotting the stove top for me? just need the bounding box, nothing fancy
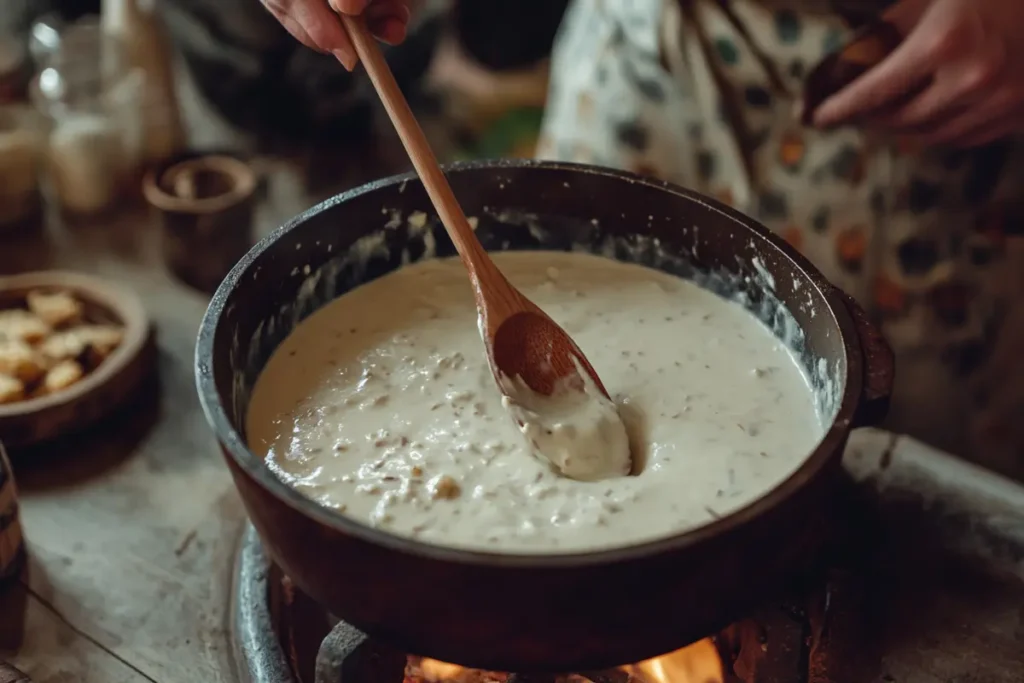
[230,430,1024,683]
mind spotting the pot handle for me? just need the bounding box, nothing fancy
[837,289,894,427]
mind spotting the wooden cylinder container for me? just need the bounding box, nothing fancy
[143,154,257,295]
[0,441,24,583]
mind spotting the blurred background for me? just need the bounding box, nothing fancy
[0,0,570,276]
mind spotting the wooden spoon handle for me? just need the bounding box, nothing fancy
[339,15,507,295]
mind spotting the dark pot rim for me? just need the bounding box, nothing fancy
[195,159,863,569]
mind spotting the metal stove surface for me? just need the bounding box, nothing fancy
[230,430,1024,683]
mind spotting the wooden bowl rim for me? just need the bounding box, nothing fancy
[0,270,151,418]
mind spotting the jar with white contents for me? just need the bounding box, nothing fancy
[47,104,127,217]
[30,19,138,218]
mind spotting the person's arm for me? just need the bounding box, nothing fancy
[259,0,411,70]
[811,0,1024,148]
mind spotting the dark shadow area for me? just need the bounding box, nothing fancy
[0,231,57,276]
[817,474,1024,683]
[452,0,570,71]
[9,372,161,492]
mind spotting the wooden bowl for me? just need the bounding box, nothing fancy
[0,271,156,448]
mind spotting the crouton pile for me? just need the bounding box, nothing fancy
[0,290,125,405]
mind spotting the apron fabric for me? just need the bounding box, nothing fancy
[537,0,1024,480]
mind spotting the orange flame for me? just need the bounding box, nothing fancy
[417,658,477,682]
[411,638,723,683]
[624,638,724,683]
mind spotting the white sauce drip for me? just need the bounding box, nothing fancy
[500,360,631,482]
[247,251,823,554]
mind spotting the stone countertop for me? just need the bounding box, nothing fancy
[1,199,1022,682]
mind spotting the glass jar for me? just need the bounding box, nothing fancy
[30,18,142,217]
[48,102,130,217]
[28,14,65,67]
[0,104,45,233]
[101,0,185,165]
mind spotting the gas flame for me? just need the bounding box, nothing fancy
[624,638,724,683]
[411,638,723,683]
[417,659,473,681]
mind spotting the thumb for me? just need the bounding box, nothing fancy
[882,0,931,34]
[331,0,369,15]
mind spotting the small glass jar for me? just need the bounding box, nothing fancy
[30,19,141,218]
[48,102,130,217]
[0,104,45,233]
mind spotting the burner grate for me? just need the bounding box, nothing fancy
[232,433,1024,683]
[314,620,405,683]
[260,538,842,683]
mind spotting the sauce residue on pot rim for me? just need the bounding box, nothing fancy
[246,251,824,554]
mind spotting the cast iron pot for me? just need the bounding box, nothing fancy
[196,160,893,673]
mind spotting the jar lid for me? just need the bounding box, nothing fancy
[29,15,64,65]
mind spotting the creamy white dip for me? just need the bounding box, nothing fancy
[499,360,632,483]
[247,251,823,554]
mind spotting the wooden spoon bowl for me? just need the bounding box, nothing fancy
[490,309,609,397]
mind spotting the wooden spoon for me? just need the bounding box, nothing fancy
[339,14,611,399]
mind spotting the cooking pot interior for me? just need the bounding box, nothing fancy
[206,161,850,490]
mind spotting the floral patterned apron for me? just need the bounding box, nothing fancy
[538,0,1024,480]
